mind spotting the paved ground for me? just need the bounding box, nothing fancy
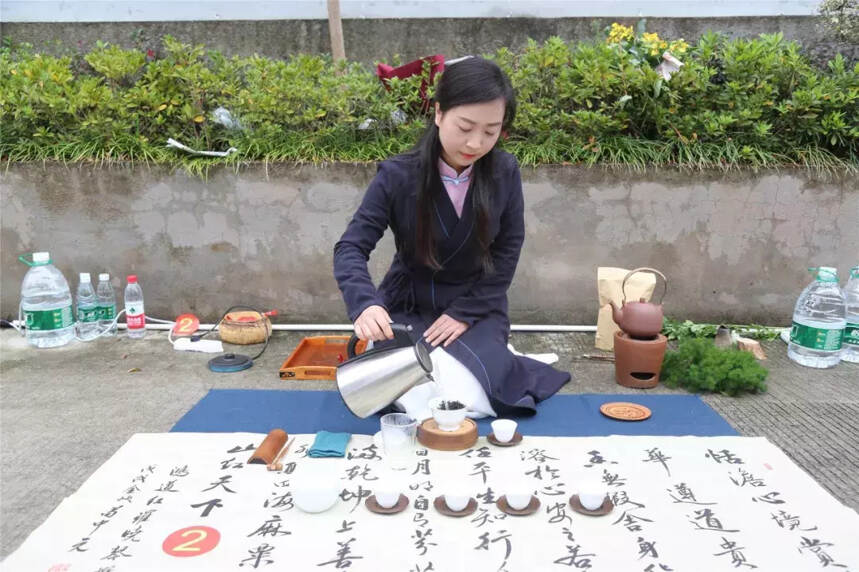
[1,328,857,558]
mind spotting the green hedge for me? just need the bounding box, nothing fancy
[1,30,857,174]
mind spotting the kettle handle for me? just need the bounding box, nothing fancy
[347,323,414,358]
[621,267,667,305]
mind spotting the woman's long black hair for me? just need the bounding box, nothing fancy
[408,57,516,273]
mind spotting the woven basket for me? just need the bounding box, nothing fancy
[219,311,272,345]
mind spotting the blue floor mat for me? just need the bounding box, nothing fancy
[171,389,738,436]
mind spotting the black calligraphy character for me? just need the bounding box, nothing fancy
[798,537,847,568]
[121,526,144,543]
[191,498,224,517]
[642,448,671,476]
[344,464,377,481]
[92,567,113,572]
[116,494,134,504]
[317,537,363,568]
[248,515,291,538]
[123,484,140,496]
[69,537,90,552]
[613,511,654,532]
[155,480,179,493]
[637,537,659,559]
[90,519,110,536]
[714,537,757,569]
[460,447,492,458]
[469,462,491,484]
[412,528,437,556]
[474,530,513,561]
[132,474,147,485]
[525,465,543,480]
[220,457,244,470]
[612,491,645,509]
[689,508,739,533]
[730,469,765,488]
[643,565,674,571]
[414,511,429,528]
[523,449,559,463]
[602,469,627,487]
[770,511,817,532]
[336,520,356,533]
[170,465,189,477]
[101,506,123,519]
[584,450,606,467]
[347,444,381,461]
[202,475,237,493]
[227,443,255,454]
[146,495,163,506]
[705,449,744,465]
[280,461,297,475]
[414,496,430,511]
[264,491,294,511]
[553,544,596,568]
[239,543,275,568]
[542,482,567,496]
[101,545,132,561]
[477,487,497,505]
[339,486,372,512]
[470,508,499,528]
[408,480,434,492]
[410,564,435,572]
[752,491,785,505]
[293,444,309,457]
[667,483,715,506]
[561,527,576,542]
[546,502,572,525]
[412,459,431,476]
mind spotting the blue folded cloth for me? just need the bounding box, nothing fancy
[308,431,352,458]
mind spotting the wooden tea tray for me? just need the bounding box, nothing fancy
[417,418,478,451]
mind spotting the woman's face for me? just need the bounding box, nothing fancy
[435,98,505,171]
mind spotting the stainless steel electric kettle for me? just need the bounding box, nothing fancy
[336,324,433,418]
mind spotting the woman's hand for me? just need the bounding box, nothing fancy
[424,314,468,348]
[354,305,394,341]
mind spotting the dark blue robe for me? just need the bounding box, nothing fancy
[333,150,570,415]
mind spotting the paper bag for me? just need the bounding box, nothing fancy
[596,267,657,351]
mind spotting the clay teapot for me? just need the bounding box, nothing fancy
[609,267,668,339]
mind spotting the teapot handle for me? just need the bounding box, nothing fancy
[621,267,668,305]
[347,323,414,358]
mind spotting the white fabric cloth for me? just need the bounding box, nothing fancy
[394,346,496,420]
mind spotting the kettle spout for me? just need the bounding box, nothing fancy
[609,301,623,326]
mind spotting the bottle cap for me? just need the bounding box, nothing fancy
[80,273,91,283]
[816,267,838,282]
[127,275,138,284]
[99,273,110,281]
[33,252,50,263]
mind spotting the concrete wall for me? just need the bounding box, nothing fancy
[3,16,855,67]
[2,164,856,325]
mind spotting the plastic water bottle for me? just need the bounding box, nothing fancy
[96,273,117,336]
[843,266,859,364]
[75,273,99,340]
[124,275,146,339]
[788,267,846,368]
[19,252,75,348]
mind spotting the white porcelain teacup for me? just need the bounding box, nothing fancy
[505,486,534,511]
[579,489,607,511]
[292,474,340,513]
[491,419,518,443]
[444,488,471,512]
[374,485,401,509]
[429,397,468,432]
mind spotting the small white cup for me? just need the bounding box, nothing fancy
[505,487,533,511]
[444,491,471,512]
[374,486,401,509]
[429,397,468,432]
[491,419,518,443]
[579,490,607,511]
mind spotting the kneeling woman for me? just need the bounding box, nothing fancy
[334,57,570,419]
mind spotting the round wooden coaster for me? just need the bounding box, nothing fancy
[365,494,409,515]
[487,432,523,447]
[599,402,652,421]
[496,495,540,516]
[418,418,478,451]
[569,494,614,516]
[433,495,478,517]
